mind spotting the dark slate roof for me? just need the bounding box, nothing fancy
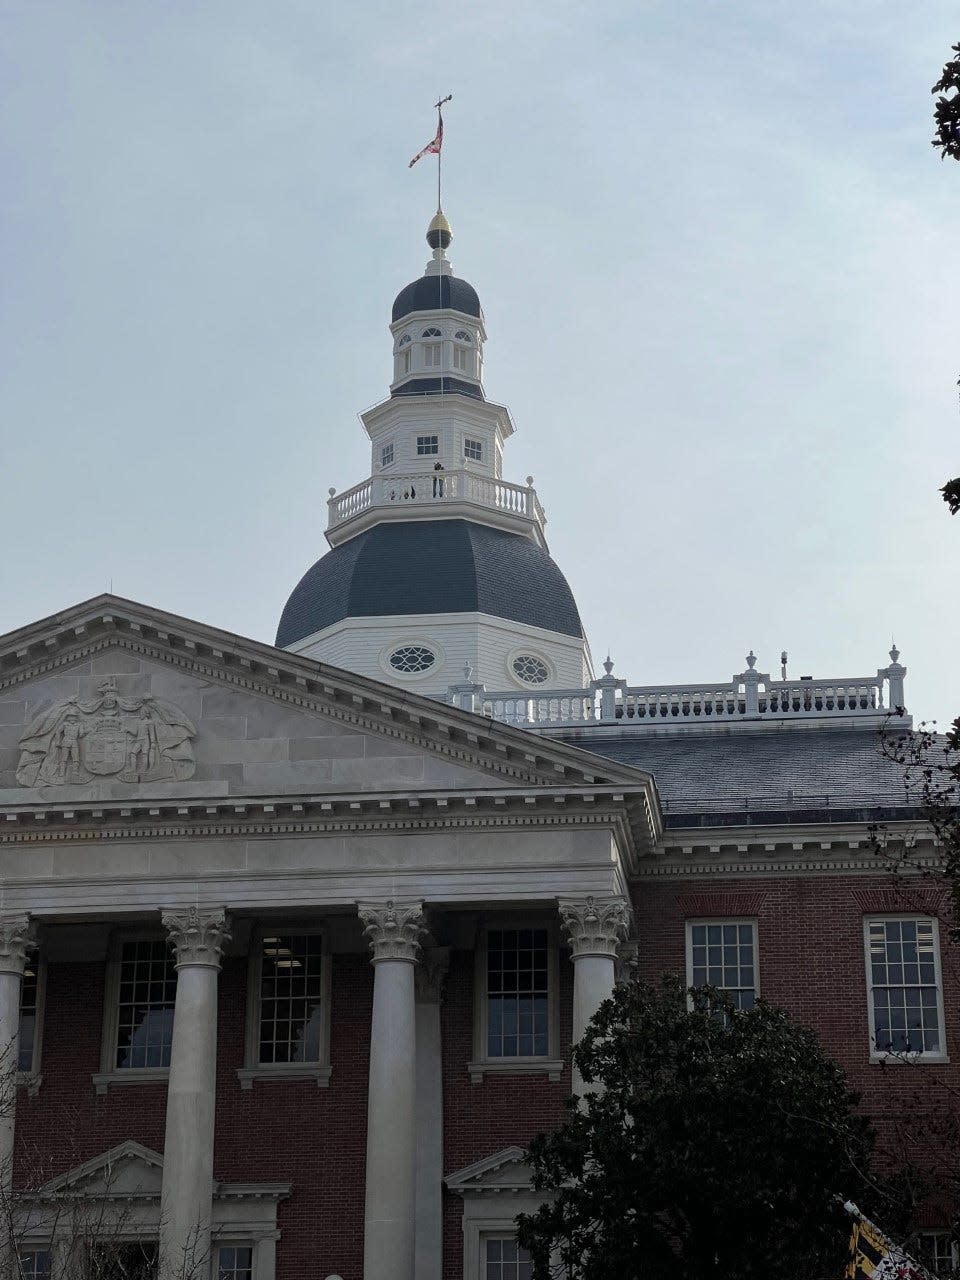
[276,520,585,647]
[391,275,481,322]
[391,376,483,401]
[552,728,915,826]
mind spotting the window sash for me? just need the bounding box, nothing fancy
[17,1251,52,1279]
[486,928,550,1059]
[423,343,442,368]
[686,920,758,1010]
[380,443,394,467]
[218,1245,254,1280]
[416,435,439,455]
[114,939,176,1070]
[464,437,483,461]
[255,933,325,1065]
[865,917,946,1057]
[484,1235,533,1280]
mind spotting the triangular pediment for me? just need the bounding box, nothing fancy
[445,1146,534,1195]
[40,1141,163,1198]
[0,596,660,848]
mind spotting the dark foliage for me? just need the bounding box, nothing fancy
[932,42,960,161]
[943,476,960,516]
[516,977,876,1280]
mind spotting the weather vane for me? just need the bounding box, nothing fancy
[409,94,453,211]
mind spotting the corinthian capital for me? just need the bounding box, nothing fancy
[162,907,231,969]
[0,915,37,977]
[358,900,425,964]
[559,897,629,959]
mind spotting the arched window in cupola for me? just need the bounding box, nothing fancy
[395,333,412,377]
[452,329,474,375]
[421,327,442,369]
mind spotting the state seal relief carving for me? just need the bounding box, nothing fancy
[16,677,196,786]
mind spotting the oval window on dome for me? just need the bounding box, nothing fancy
[511,654,549,686]
[389,645,436,675]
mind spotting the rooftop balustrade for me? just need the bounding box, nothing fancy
[448,649,908,732]
[327,468,546,545]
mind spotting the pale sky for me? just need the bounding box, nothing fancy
[1,1,957,724]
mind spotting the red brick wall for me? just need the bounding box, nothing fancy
[16,879,957,1279]
[632,873,960,1184]
[440,949,573,1280]
[15,954,373,1280]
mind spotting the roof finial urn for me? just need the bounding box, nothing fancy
[426,210,452,251]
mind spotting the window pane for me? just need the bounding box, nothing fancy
[869,919,942,1055]
[116,941,175,1070]
[18,1253,52,1279]
[485,1237,533,1280]
[258,934,325,1065]
[218,1247,253,1280]
[487,930,548,1057]
[688,921,757,1008]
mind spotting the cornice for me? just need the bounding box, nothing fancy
[0,787,638,854]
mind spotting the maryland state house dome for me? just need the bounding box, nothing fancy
[276,210,593,695]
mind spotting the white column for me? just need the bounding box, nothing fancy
[414,947,449,1280]
[358,900,425,1280]
[0,915,35,1277]
[158,907,230,1280]
[559,897,629,1096]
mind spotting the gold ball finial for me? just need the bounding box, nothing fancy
[426,210,452,251]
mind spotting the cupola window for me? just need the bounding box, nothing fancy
[396,334,412,377]
[389,645,436,674]
[380,442,394,467]
[417,435,439,456]
[421,327,442,337]
[511,654,550,686]
[464,437,483,462]
[452,329,474,373]
[454,330,472,342]
[421,327,443,368]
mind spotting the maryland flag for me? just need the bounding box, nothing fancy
[844,1207,934,1279]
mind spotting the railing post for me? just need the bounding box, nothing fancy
[447,665,486,715]
[590,656,627,723]
[734,651,769,717]
[880,645,907,712]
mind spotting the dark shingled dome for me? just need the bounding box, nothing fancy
[276,520,584,648]
[391,275,481,322]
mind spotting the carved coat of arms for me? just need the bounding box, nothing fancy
[16,679,196,787]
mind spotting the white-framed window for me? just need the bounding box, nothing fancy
[217,1245,254,1280]
[112,937,176,1070]
[464,437,483,462]
[919,1231,959,1276]
[239,928,331,1088]
[469,922,561,1082]
[510,654,549,686]
[423,343,442,368]
[19,953,44,1074]
[398,334,411,346]
[422,327,442,337]
[388,645,436,674]
[94,934,178,1092]
[17,1251,51,1279]
[483,1236,533,1280]
[686,920,758,1010]
[416,435,439,456]
[453,345,472,372]
[89,1241,158,1278]
[399,349,411,375]
[865,916,947,1060]
[380,442,395,468]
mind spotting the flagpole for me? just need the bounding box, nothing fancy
[433,94,451,210]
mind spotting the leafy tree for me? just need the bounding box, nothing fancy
[516,977,876,1280]
[932,42,960,162]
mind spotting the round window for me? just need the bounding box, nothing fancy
[511,654,549,685]
[389,645,436,674]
